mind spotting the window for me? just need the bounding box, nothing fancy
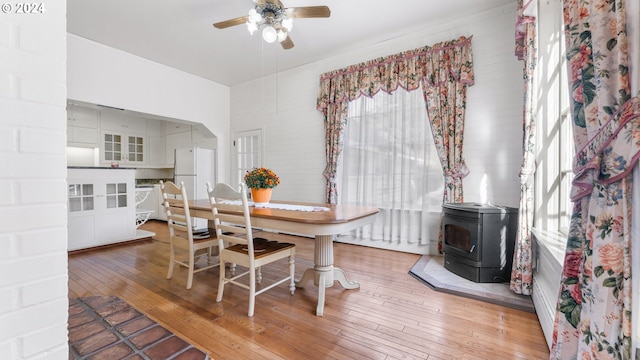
[558,109,574,232]
[533,0,573,236]
[338,87,444,253]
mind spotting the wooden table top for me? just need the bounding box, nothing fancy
[189,199,379,225]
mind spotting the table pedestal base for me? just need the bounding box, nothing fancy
[295,234,360,316]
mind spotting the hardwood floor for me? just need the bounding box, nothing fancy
[68,220,550,360]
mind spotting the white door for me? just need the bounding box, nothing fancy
[232,129,262,188]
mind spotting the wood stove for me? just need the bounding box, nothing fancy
[441,203,517,283]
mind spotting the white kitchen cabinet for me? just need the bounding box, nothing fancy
[67,126,99,147]
[68,168,137,251]
[101,111,147,134]
[101,131,146,166]
[68,106,99,128]
[165,131,192,167]
[100,112,147,165]
[145,120,167,166]
[148,136,166,166]
[67,107,99,147]
[66,104,207,168]
[165,121,191,134]
[146,119,164,136]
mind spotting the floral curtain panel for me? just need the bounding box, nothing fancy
[322,102,350,204]
[421,62,471,204]
[550,0,639,358]
[316,36,475,205]
[510,0,538,296]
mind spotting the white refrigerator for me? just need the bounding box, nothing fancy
[174,147,217,230]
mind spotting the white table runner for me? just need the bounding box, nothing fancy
[219,200,330,212]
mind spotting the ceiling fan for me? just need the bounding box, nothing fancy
[213,0,331,50]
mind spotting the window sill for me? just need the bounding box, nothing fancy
[530,227,566,264]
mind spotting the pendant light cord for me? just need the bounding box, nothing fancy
[261,39,265,110]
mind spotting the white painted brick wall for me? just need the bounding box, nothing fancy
[0,287,12,314]
[0,1,69,358]
[21,323,68,358]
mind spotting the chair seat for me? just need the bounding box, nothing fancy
[173,231,217,248]
[227,238,295,259]
[173,230,214,240]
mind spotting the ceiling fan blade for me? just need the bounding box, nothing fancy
[285,6,330,19]
[213,16,249,29]
[280,36,294,50]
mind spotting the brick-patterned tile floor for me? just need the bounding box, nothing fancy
[68,296,209,359]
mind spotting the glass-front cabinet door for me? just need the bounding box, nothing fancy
[103,133,122,162]
[68,183,94,212]
[127,135,144,163]
[106,182,128,208]
[102,132,145,165]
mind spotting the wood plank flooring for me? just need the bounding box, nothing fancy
[68,220,550,360]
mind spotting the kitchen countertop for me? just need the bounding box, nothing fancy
[67,168,170,187]
[136,178,171,186]
[67,166,135,170]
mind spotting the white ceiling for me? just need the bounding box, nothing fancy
[67,0,513,87]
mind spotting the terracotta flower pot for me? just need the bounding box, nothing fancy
[251,188,272,207]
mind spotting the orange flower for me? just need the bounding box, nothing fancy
[244,167,280,189]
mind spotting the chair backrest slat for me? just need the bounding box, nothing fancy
[160,180,194,248]
[207,182,254,252]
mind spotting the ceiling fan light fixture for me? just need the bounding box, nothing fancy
[262,26,278,43]
[248,8,262,23]
[246,21,258,34]
[214,3,330,49]
[281,17,293,32]
[277,30,288,42]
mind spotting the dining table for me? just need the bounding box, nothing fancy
[188,198,379,316]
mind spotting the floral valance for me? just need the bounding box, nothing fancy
[316,36,475,110]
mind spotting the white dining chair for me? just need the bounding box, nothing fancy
[160,180,219,289]
[206,182,296,316]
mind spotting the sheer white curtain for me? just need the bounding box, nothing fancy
[337,86,444,254]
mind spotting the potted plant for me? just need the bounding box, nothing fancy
[244,167,280,206]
